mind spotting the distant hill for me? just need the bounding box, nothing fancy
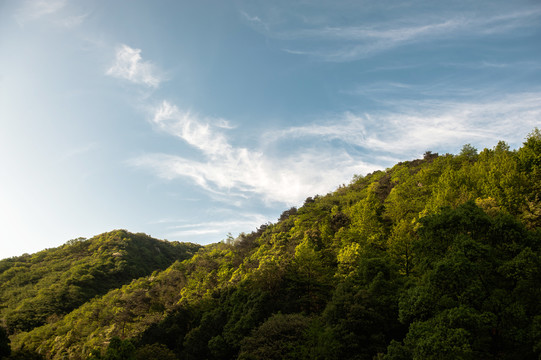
[0,230,201,334]
[1,129,540,360]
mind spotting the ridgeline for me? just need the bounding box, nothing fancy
[1,129,540,360]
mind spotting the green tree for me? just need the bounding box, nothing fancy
[0,327,10,359]
[103,337,136,360]
[4,133,540,360]
[396,202,541,359]
[6,350,45,360]
[459,143,478,160]
[323,271,403,360]
[387,220,416,276]
[238,313,310,360]
[346,192,386,247]
[286,239,332,313]
[518,128,541,174]
[518,128,541,227]
[135,343,176,360]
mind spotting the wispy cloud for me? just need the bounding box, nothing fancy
[151,101,231,157]
[247,6,541,61]
[240,10,269,31]
[291,9,540,41]
[476,9,541,35]
[161,213,270,239]
[132,90,540,207]
[272,92,541,155]
[131,101,377,206]
[106,45,163,88]
[16,0,67,22]
[288,18,462,42]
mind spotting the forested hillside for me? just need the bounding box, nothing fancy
[1,130,540,360]
[0,231,200,335]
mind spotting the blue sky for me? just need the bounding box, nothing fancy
[1,0,540,258]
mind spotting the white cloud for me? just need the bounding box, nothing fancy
[273,92,541,155]
[15,0,87,27]
[106,45,163,88]
[132,101,378,206]
[16,0,67,22]
[250,7,541,61]
[163,214,270,239]
[240,10,270,31]
[476,9,541,35]
[133,91,540,207]
[133,150,375,206]
[151,101,231,157]
[291,18,462,42]
[293,9,540,42]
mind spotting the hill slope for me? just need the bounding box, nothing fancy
[3,129,541,360]
[0,230,201,334]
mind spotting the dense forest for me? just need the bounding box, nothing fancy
[1,129,540,360]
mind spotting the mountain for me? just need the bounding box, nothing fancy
[1,129,540,360]
[0,230,201,334]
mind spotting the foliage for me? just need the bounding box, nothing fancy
[134,343,176,360]
[5,349,45,360]
[0,230,200,334]
[393,201,541,359]
[0,327,10,359]
[238,313,311,360]
[2,131,540,360]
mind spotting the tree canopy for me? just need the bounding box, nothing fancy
[1,130,540,360]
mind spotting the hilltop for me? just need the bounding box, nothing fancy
[0,231,201,335]
[1,129,540,360]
